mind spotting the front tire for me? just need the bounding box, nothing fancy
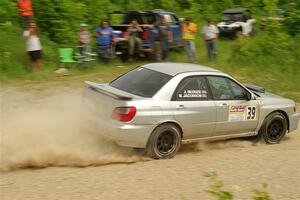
[146,123,181,159]
[259,112,287,144]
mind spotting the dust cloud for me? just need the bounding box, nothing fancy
[0,87,148,172]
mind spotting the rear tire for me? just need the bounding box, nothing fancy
[146,123,181,159]
[120,52,128,62]
[258,112,287,144]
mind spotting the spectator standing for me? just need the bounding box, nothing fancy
[182,17,197,62]
[127,20,144,61]
[23,20,42,70]
[18,0,33,29]
[201,19,219,60]
[77,24,92,55]
[94,20,115,61]
[155,16,173,61]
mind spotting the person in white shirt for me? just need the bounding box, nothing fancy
[201,19,219,60]
[23,20,42,70]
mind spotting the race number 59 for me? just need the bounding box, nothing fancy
[247,106,256,120]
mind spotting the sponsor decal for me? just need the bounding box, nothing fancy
[228,105,257,122]
[179,90,208,98]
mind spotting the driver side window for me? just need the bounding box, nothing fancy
[229,79,248,99]
[207,76,248,100]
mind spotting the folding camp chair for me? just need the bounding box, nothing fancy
[59,48,77,68]
[74,45,97,64]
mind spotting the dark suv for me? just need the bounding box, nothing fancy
[109,10,182,61]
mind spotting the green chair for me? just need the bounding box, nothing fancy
[59,48,77,67]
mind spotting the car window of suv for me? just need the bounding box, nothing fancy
[145,13,156,24]
[123,14,145,24]
[163,14,172,24]
[207,76,248,100]
[170,15,180,25]
[173,76,211,101]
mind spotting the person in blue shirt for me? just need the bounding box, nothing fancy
[94,20,115,61]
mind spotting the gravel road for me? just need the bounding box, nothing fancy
[1,84,299,200]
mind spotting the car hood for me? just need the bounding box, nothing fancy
[256,91,295,106]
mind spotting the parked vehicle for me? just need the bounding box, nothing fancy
[109,10,182,61]
[217,8,256,39]
[84,63,299,159]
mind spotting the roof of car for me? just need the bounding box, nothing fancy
[142,63,221,76]
[223,7,249,14]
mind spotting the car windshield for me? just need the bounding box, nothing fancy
[110,67,172,97]
[222,13,245,22]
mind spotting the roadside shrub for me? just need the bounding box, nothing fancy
[203,171,272,200]
[230,23,299,73]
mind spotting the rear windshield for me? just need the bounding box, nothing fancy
[110,67,172,98]
[122,13,157,24]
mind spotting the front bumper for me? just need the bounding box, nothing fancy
[289,112,300,132]
[218,26,240,37]
[96,119,155,148]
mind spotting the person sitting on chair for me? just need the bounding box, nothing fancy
[127,20,144,61]
[77,23,92,55]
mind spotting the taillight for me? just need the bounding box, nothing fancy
[112,107,137,122]
[143,29,150,40]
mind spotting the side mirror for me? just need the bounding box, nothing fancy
[247,92,256,101]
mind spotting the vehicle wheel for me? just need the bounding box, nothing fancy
[146,123,181,159]
[120,52,128,62]
[259,112,287,144]
[235,30,242,39]
[250,28,256,37]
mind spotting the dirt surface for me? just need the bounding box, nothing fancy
[1,82,299,200]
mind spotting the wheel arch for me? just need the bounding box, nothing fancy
[156,121,183,138]
[263,110,290,131]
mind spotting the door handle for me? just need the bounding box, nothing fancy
[220,103,228,108]
[176,104,185,109]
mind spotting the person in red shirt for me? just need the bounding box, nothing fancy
[18,0,34,29]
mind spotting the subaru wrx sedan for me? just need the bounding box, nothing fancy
[84,63,299,159]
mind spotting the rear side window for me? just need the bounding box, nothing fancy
[145,14,157,24]
[173,76,211,101]
[110,67,172,98]
[123,14,145,24]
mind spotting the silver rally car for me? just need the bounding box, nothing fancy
[84,63,300,159]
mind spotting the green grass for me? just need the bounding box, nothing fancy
[1,23,299,101]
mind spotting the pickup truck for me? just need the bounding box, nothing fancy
[109,10,182,61]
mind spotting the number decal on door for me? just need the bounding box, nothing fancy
[228,105,257,122]
[247,106,256,120]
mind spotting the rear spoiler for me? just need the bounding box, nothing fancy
[85,81,133,100]
[243,83,265,93]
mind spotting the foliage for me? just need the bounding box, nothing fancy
[253,183,272,200]
[0,1,18,24]
[203,171,233,200]
[203,171,272,200]
[0,0,299,101]
[0,21,58,79]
